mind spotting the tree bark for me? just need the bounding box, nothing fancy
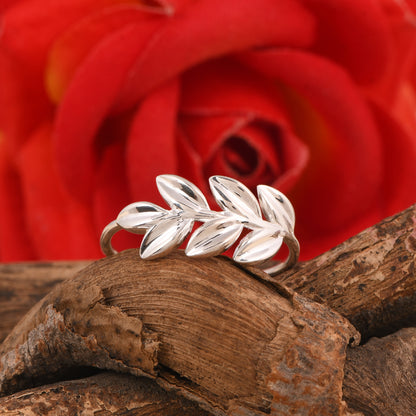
[0,251,359,415]
[343,327,416,416]
[0,371,211,415]
[0,205,414,415]
[0,261,90,343]
[279,204,416,341]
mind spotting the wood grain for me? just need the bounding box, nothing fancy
[0,261,89,343]
[0,371,211,415]
[1,206,414,345]
[343,327,416,416]
[280,204,416,341]
[0,251,358,416]
[0,206,415,415]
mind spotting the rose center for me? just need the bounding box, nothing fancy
[223,136,258,176]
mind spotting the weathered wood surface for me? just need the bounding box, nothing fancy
[343,327,416,416]
[0,371,211,415]
[1,330,413,416]
[0,261,90,343]
[0,251,359,415]
[1,206,415,344]
[0,205,414,415]
[280,204,416,341]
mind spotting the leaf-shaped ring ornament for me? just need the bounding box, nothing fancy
[100,175,300,277]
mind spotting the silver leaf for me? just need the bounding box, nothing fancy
[209,176,261,220]
[140,216,193,259]
[233,229,283,265]
[156,175,209,211]
[257,185,295,231]
[117,202,167,233]
[186,219,243,257]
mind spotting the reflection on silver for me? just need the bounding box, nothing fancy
[100,175,300,277]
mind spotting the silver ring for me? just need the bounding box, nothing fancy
[100,175,299,276]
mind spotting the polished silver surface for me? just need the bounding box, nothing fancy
[100,174,299,276]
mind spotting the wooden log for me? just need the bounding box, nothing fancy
[0,206,414,415]
[1,205,414,344]
[280,204,416,341]
[0,327,414,415]
[0,251,358,416]
[0,261,89,343]
[0,371,211,415]
[343,327,416,416]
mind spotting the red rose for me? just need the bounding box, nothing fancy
[0,0,415,261]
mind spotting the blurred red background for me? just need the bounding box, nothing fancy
[0,0,415,261]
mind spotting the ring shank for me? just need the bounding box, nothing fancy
[100,220,122,256]
[101,219,300,278]
[262,233,300,277]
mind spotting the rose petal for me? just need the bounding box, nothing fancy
[53,21,162,202]
[17,124,101,259]
[176,128,207,194]
[296,206,383,260]
[300,0,392,84]
[0,142,36,261]
[46,5,156,103]
[126,78,180,202]
[370,100,416,215]
[201,122,280,189]
[392,70,416,138]
[181,59,291,120]
[0,45,51,154]
[181,113,252,159]
[240,49,384,234]
[93,136,139,253]
[0,0,16,13]
[1,0,133,72]
[179,59,309,191]
[114,0,315,109]
[1,0,146,154]
[148,0,196,15]
[368,1,416,105]
[220,124,281,181]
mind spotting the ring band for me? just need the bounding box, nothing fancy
[100,175,299,277]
